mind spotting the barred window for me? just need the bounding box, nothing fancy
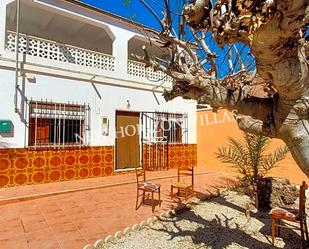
[28,100,90,148]
[163,120,183,143]
[155,113,188,144]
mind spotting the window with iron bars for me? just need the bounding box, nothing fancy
[155,112,188,144]
[28,100,91,148]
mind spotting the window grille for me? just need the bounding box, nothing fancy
[28,100,91,149]
[141,111,188,171]
[155,112,188,144]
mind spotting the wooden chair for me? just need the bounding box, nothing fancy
[171,166,194,200]
[135,167,161,212]
[270,181,308,248]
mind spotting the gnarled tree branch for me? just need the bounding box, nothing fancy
[135,0,309,177]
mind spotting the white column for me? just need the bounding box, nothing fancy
[111,28,133,78]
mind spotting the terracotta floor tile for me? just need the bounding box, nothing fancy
[25,228,53,239]
[0,203,18,213]
[42,209,66,219]
[28,240,60,249]
[0,235,28,249]
[0,189,17,199]
[46,216,72,226]
[20,213,45,223]
[79,226,105,240]
[50,223,77,234]
[89,211,109,220]
[25,228,60,249]
[19,211,42,219]
[17,202,39,212]
[57,201,77,209]
[39,204,62,212]
[73,217,98,230]
[85,233,106,244]
[0,168,236,248]
[0,216,21,226]
[0,229,25,241]
[0,211,18,221]
[22,220,49,234]
[64,205,86,215]
[69,213,93,222]
[55,230,85,241]
[0,218,24,237]
[58,237,88,249]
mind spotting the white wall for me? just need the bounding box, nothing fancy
[0,69,197,148]
[0,0,171,89]
[0,70,25,147]
[0,0,197,148]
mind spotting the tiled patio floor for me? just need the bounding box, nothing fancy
[0,168,236,249]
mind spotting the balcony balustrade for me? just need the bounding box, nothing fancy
[127,60,172,83]
[5,31,172,84]
[5,31,115,72]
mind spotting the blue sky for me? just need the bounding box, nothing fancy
[80,0,255,78]
[80,0,171,30]
[78,1,309,79]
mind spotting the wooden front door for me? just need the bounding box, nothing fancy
[115,111,140,170]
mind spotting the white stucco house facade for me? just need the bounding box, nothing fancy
[0,0,197,187]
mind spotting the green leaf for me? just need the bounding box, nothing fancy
[260,145,289,175]
[217,132,289,185]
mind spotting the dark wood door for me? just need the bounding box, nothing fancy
[115,111,140,169]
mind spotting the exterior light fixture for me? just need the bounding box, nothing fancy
[126,100,131,109]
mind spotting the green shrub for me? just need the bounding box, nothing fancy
[216,133,289,186]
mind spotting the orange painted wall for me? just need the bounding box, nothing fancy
[197,109,308,184]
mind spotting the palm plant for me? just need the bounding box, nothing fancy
[216,133,289,186]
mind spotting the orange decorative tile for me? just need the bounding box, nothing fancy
[0,144,196,187]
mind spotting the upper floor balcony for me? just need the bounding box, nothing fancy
[6,31,116,72]
[2,0,172,88]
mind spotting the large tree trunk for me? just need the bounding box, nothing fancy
[230,1,309,177]
[136,0,309,177]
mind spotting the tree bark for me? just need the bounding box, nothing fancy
[137,0,309,177]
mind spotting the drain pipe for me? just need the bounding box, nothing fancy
[14,0,21,113]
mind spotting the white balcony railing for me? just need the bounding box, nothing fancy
[5,31,115,72]
[4,31,172,84]
[127,60,172,83]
